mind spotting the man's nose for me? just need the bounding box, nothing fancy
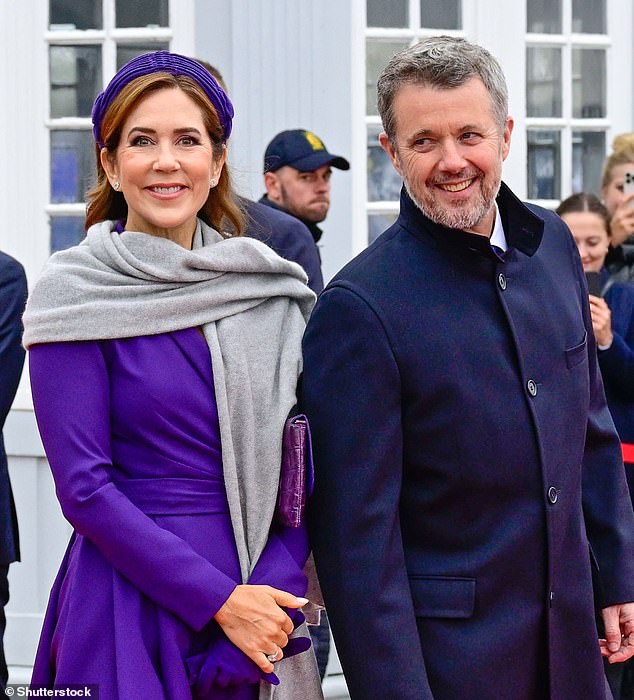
[438,140,468,172]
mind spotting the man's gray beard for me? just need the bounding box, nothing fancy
[403,176,500,231]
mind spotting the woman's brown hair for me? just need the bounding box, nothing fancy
[85,72,244,236]
[556,192,611,235]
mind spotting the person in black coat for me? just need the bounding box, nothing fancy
[301,36,634,700]
[0,251,26,690]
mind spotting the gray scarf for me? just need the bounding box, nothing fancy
[23,219,322,699]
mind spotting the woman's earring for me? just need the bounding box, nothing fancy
[209,177,217,188]
[113,181,120,191]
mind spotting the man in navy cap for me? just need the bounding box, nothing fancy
[260,129,350,294]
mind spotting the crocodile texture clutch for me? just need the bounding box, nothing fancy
[276,414,315,528]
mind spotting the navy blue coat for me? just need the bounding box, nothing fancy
[0,252,25,565]
[302,184,634,700]
[243,198,324,294]
[598,281,634,444]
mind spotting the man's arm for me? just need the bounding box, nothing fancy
[0,254,27,427]
[302,284,433,700]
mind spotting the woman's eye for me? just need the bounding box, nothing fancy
[132,135,152,146]
[179,135,199,146]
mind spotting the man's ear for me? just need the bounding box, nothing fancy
[264,171,282,202]
[100,147,118,185]
[379,132,403,177]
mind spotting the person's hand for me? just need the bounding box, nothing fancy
[609,194,634,247]
[589,295,613,348]
[187,635,312,694]
[214,584,308,672]
[600,602,634,663]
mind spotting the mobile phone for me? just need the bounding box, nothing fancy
[585,271,602,296]
[624,170,634,202]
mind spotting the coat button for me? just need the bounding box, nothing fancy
[547,486,558,504]
[527,379,538,397]
[498,273,507,290]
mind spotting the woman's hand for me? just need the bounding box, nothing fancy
[214,584,308,672]
[609,194,634,247]
[589,295,613,348]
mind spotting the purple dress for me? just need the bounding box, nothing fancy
[29,328,309,699]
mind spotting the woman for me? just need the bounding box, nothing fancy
[601,134,634,283]
[23,51,322,700]
[557,193,634,483]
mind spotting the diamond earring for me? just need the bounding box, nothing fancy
[210,178,217,188]
[113,181,120,191]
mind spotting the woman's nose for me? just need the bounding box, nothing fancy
[153,143,180,171]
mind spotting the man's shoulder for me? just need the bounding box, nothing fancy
[0,251,26,288]
[329,222,409,292]
[243,198,313,243]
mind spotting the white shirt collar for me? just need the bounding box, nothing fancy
[489,202,507,252]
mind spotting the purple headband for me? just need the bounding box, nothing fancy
[91,50,234,147]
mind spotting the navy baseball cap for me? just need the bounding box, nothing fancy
[264,129,350,173]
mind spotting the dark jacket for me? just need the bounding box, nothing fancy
[0,252,26,564]
[243,198,324,294]
[301,184,634,700]
[598,279,634,444]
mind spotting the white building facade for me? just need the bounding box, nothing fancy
[1,1,633,695]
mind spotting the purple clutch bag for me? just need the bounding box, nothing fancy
[276,414,315,528]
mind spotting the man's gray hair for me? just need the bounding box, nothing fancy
[377,36,508,142]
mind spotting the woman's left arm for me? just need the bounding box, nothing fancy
[598,286,634,397]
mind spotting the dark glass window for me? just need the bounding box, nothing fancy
[367,0,408,28]
[116,0,169,28]
[50,0,102,30]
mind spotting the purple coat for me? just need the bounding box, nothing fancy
[30,328,309,699]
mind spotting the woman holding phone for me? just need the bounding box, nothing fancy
[557,191,634,700]
[601,133,634,283]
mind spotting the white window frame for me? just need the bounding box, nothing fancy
[525,0,611,208]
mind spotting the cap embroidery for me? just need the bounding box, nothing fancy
[304,131,325,151]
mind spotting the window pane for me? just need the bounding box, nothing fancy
[572,131,606,194]
[51,130,95,204]
[116,0,169,28]
[50,216,86,253]
[572,49,605,118]
[367,39,410,115]
[526,47,562,117]
[572,0,606,33]
[527,0,561,33]
[527,130,561,200]
[49,0,102,30]
[368,213,398,245]
[420,0,461,29]
[367,0,407,27]
[367,126,402,202]
[117,43,170,70]
[50,45,101,118]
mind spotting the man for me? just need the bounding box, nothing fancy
[0,251,25,691]
[301,36,634,699]
[193,60,324,295]
[259,129,350,293]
